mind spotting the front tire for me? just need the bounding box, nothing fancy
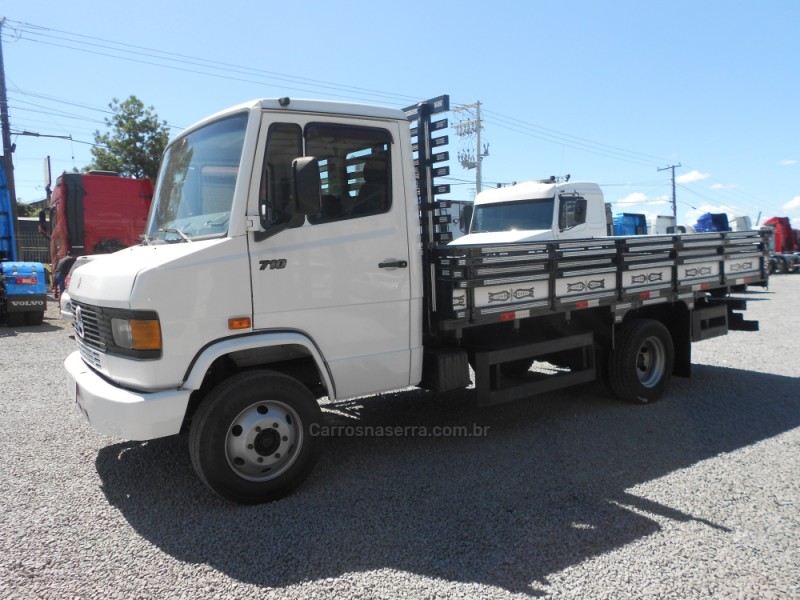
[608,319,674,404]
[189,370,323,504]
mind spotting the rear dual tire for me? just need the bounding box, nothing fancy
[608,319,674,404]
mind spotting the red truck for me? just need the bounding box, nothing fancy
[762,216,800,273]
[47,171,154,275]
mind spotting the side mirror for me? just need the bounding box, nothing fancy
[292,157,322,216]
[460,204,473,234]
[558,196,587,230]
[575,198,587,223]
[38,209,50,239]
[255,157,321,241]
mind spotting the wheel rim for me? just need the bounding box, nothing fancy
[636,336,666,388]
[225,400,303,482]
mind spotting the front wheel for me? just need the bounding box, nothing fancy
[608,319,674,404]
[189,370,323,504]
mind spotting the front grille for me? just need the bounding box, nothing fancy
[77,339,103,369]
[72,301,109,351]
[70,301,161,360]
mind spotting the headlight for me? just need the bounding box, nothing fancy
[111,317,162,350]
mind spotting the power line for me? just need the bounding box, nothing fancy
[3,19,421,107]
[4,17,678,171]
[3,18,782,220]
[481,109,670,167]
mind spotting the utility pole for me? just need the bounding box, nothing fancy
[453,101,489,196]
[475,101,482,194]
[0,17,21,257]
[658,163,681,219]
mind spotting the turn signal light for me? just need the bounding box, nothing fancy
[228,317,252,330]
[111,318,162,350]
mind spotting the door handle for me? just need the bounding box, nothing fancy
[378,260,408,269]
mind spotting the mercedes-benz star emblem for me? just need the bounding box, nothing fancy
[74,305,85,339]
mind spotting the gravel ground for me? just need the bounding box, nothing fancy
[1,277,798,599]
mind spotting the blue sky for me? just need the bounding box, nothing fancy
[2,0,798,228]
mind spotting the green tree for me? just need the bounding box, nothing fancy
[89,96,170,181]
[16,201,37,217]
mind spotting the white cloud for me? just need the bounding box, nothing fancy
[617,192,648,205]
[711,183,737,190]
[783,196,800,211]
[779,159,796,166]
[676,170,710,184]
[614,192,669,206]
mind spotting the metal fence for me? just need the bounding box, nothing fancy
[17,218,50,265]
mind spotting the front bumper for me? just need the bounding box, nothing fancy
[65,351,191,441]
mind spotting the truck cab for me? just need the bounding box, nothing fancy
[450,180,607,245]
[66,98,423,429]
[48,171,153,273]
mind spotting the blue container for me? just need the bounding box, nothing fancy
[613,213,648,236]
[694,213,730,232]
[0,162,17,261]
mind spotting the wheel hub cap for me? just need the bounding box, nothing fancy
[636,336,666,388]
[225,400,302,482]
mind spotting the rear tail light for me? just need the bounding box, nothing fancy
[15,276,37,285]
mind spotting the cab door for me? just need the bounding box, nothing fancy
[247,116,413,399]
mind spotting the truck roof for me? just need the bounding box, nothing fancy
[181,98,408,139]
[474,181,603,206]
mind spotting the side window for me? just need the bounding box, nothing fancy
[305,123,392,224]
[260,123,304,229]
[558,194,587,230]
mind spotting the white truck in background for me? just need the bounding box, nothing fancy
[452,180,609,245]
[64,95,769,504]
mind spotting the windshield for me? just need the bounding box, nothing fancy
[146,113,248,242]
[470,197,555,233]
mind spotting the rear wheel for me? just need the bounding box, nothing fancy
[5,312,25,327]
[189,370,323,504]
[25,311,44,326]
[608,319,674,404]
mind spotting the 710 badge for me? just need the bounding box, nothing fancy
[259,259,287,271]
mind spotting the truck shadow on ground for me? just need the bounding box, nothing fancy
[95,364,800,595]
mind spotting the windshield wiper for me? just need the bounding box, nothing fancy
[158,227,192,242]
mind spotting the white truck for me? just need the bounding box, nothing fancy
[65,95,769,504]
[452,180,609,245]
